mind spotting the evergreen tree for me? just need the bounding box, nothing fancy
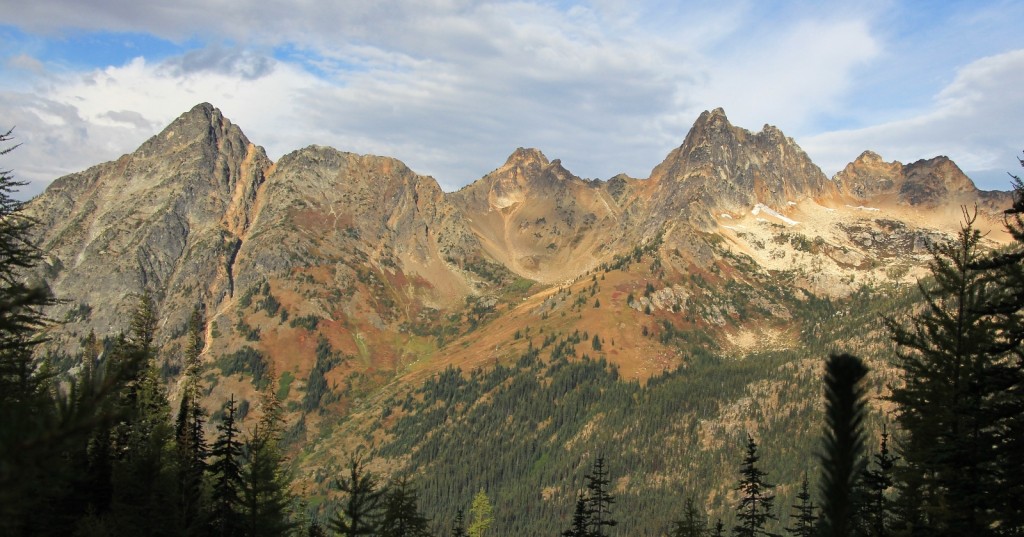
[670,496,708,537]
[106,295,180,537]
[378,477,431,537]
[330,457,384,537]
[712,520,726,537]
[240,423,295,537]
[818,353,868,537]
[562,494,589,537]
[784,474,816,537]
[211,395,244,537]
[584,457,617,537]
[468,488,494,537]
[732,435,779,537]
[855,427,897,537]
[307,516,327,537]
[451,508,469,537]
[885,209,1009,536]
[971,167,1024,533]
[175,306,209,535]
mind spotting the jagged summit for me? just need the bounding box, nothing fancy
[645,107,832,228]
[502,147,550,168]
[834,150,982,206]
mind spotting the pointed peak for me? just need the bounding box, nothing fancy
[503,147,550,167]
[854,150,885,164]
[694,107,731,127]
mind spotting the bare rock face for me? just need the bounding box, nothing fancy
[646,108,834,229]
[833,150,1007,208]
[234,145,481,304]
[450,147,627,282]
[27,103,270,347]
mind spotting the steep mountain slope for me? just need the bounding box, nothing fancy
[28,103,270,348]
[450,148,628,283]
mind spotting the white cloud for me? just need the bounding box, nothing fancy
[801,49,1024,191]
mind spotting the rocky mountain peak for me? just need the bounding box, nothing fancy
[835,151,980,206]
[502,147,550,168]
[647,108,831,227]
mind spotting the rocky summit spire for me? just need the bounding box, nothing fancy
[645,107,832,228]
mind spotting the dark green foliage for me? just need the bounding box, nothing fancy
[330,457,384,537]
[855,427,897,537]
[886,210,1015,536]
[562,494,589,537]
[817,354,868,537]
[239,424,295,537]
[670,496,708,537]
[584,457,617,537]
[733,435,779,537]
[220,346,269,389]
[451,508,469,537]
[591,334,602,351]
[211,395,244,537]
[303,336,341,412]
[784,474,816,537]
[378,477,431,537]
[289,314,321,331]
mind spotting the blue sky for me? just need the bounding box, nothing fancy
[1,0,1022,198]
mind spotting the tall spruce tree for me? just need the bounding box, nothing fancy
[886,208,1009,536]
[175,305,209,535]
[330,457,384,537]
[562,493,589,537]
[239,423,295,537]
[211,395,244,537]
[584,457,617,537]
[972,165,1024,533]
[732,435,779,537]
[818,353,869,537]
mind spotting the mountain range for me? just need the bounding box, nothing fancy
[22,102,1017,533]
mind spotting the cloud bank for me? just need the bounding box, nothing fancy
[1,1,1022,198]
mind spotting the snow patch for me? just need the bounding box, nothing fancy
[751,203,800,226]
[721,213,733,219]
[845,204,880,212]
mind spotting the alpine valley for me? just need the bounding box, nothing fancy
[24,103,1017,535]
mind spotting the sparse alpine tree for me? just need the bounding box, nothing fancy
[378,477,431,537]
[732,435,779,537]
[239,423,295,537]
[210,395,244,537]
[855,426,898,537]
[562,493,589,537]
[784,474,816,537]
